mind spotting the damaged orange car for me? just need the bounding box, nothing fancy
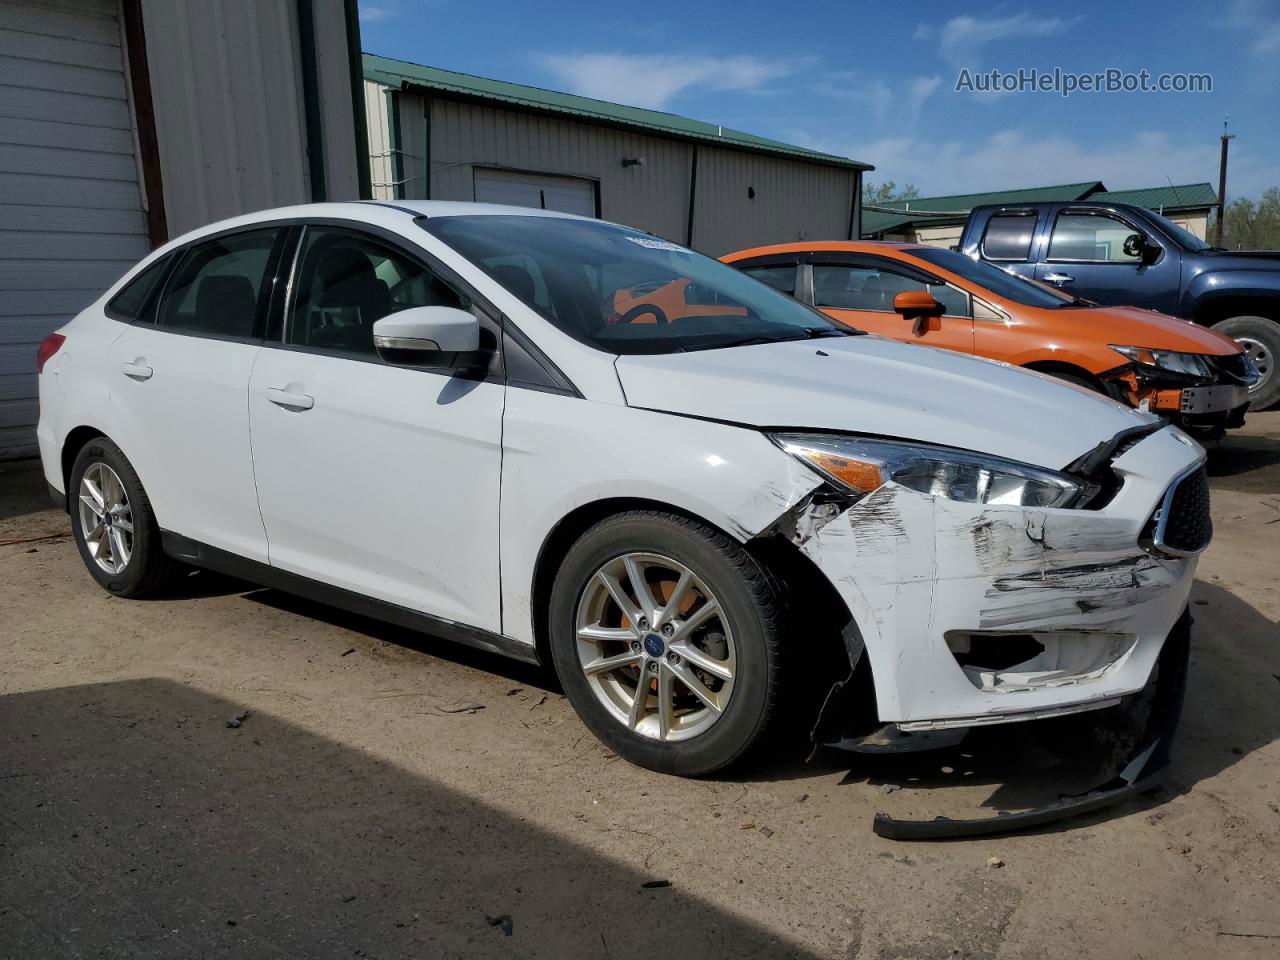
[723,242,1259,441]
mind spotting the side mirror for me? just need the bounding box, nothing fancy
[1122,233,1144,259]
[372,306,481,368]
[893,290,943,318]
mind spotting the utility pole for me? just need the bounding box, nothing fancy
[1215,117,1235,246]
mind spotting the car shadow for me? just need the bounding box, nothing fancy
[0,677,815,959]
[0,459,55,523]
[744,580,1279,837]
[1206,427,1280,493]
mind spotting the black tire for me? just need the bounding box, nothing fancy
[548,510,784,776]
[1211,315,1280,410]
[69,436,184,598]
[1044,369,1104,394]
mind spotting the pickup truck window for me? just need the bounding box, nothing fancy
[911,248,1080,309]
[1147,210,1213,252]
[1048,212,1142,263]
[981,213,1036,261]
[813,264,970,317]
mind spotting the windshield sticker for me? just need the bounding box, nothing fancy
[625,236,688,253]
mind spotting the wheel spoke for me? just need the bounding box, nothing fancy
[110,527,130,570]
[83,475,105,511]
[577,624,636,645]
[79,494,104,518]
[596,571,641,627]
[656,569,692,628]
[622,555,658,623]
[671,641,733,682]
[582,650,642,676]
[670,660,723,714]
[657,663,675,739]
[672,599,720,640]
[628,670,652,728]
[112,516,134,535]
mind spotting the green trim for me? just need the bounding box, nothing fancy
[422,96,431,200]
[386,90,404,200]
[296,0,326,201]
[363,53,871,171]
[343,0,371,198]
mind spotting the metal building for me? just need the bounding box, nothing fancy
[363,54,871,257]
[0,0,368,459]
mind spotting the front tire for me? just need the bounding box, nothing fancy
[69,437,182,597]
[1212,315,1280,409]
[548,511,784,776]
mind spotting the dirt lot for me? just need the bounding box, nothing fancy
[2,414,1278,960]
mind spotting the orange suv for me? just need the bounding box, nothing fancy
[723,241,1257,440]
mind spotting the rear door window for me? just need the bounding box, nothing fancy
[981,213,1037,261]
[156,230,278,338]
[740,264,798,295]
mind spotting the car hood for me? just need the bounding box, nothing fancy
[1063,305,1243,356]
[615,335,1152,470]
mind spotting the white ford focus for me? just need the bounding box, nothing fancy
[36,202,1209,827]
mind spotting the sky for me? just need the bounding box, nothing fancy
[357,0,1280,201]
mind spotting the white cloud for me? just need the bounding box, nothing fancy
[933,12,1079,66]
[812,72,942,123]
[359,5,393,22]
[535,52,796,110]
[1224,0,1280,55]
[794,130,1268,201]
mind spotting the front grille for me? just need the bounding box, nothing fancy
[1150,466,1212,555]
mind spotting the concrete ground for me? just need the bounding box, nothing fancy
[2,413,1277,960]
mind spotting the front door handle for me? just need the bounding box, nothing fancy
[265,386,315,411]
[121,359,153,381]
[1043,272,1074,284]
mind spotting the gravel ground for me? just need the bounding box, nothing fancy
[2,413,1277,959]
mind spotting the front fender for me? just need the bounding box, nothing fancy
[1184,268,1280,318]
[497,388,822,645]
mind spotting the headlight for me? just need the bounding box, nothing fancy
[1110,345,1213,379]
[771,434,1082,508]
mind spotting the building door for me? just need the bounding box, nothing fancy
[473,168,597,217]
[0,0,151,458]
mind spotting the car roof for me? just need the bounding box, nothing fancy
[722,240,933,261]
[367,199,595,221]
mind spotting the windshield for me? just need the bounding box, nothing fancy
[909,247,1081,309]
[424,215,850,354]
[1146,210,1213,252]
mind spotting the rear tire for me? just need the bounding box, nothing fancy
[69,437,183,598]
[548,510,784,776]
[1211,315,1280,410]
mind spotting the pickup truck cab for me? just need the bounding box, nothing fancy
[959,201,1280,408]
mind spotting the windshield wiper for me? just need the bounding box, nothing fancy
[803,326,860,337]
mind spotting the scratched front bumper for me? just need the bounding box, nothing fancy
[799,426,1205,726]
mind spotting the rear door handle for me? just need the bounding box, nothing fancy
[265,386,314,411]
[1043,272,1074,284]
[121,360,153,381]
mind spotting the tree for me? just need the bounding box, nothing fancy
[862,181,920,205]
[1215,187,1280,250]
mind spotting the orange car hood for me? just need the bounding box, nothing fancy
[1013,304,1242,357]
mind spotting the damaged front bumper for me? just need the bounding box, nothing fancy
[871,607,1191,839]
[791,425,1204,816]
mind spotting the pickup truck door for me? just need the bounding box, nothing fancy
[1032,205,1182,313]
[806,256,974,354]
[966,207,1044,281]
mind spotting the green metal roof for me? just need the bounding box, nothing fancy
[862,181,1218,237]
[363,53,871,171]
[1090,183,1217,212]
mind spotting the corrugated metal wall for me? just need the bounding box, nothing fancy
[141,0,359,237]
[692,147,856,256]
[0,0,150,457]
[365,78,394,200]
[365,86,858,255]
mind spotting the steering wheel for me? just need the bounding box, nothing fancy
[618,303,669,325]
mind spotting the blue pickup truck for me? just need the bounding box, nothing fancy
[959,201,1279,408]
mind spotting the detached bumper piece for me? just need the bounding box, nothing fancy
[872,609,1191,840]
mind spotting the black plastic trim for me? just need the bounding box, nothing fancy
[47,482,67,513]
[160,532,541,665]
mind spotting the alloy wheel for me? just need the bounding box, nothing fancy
[1237,335,1273,396]
[575,552,736,742]
[78,462,134,575]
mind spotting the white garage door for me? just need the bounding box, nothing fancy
[473,168,596,218]
[0,0,149,459]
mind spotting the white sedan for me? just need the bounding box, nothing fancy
[36,201,1208,802]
